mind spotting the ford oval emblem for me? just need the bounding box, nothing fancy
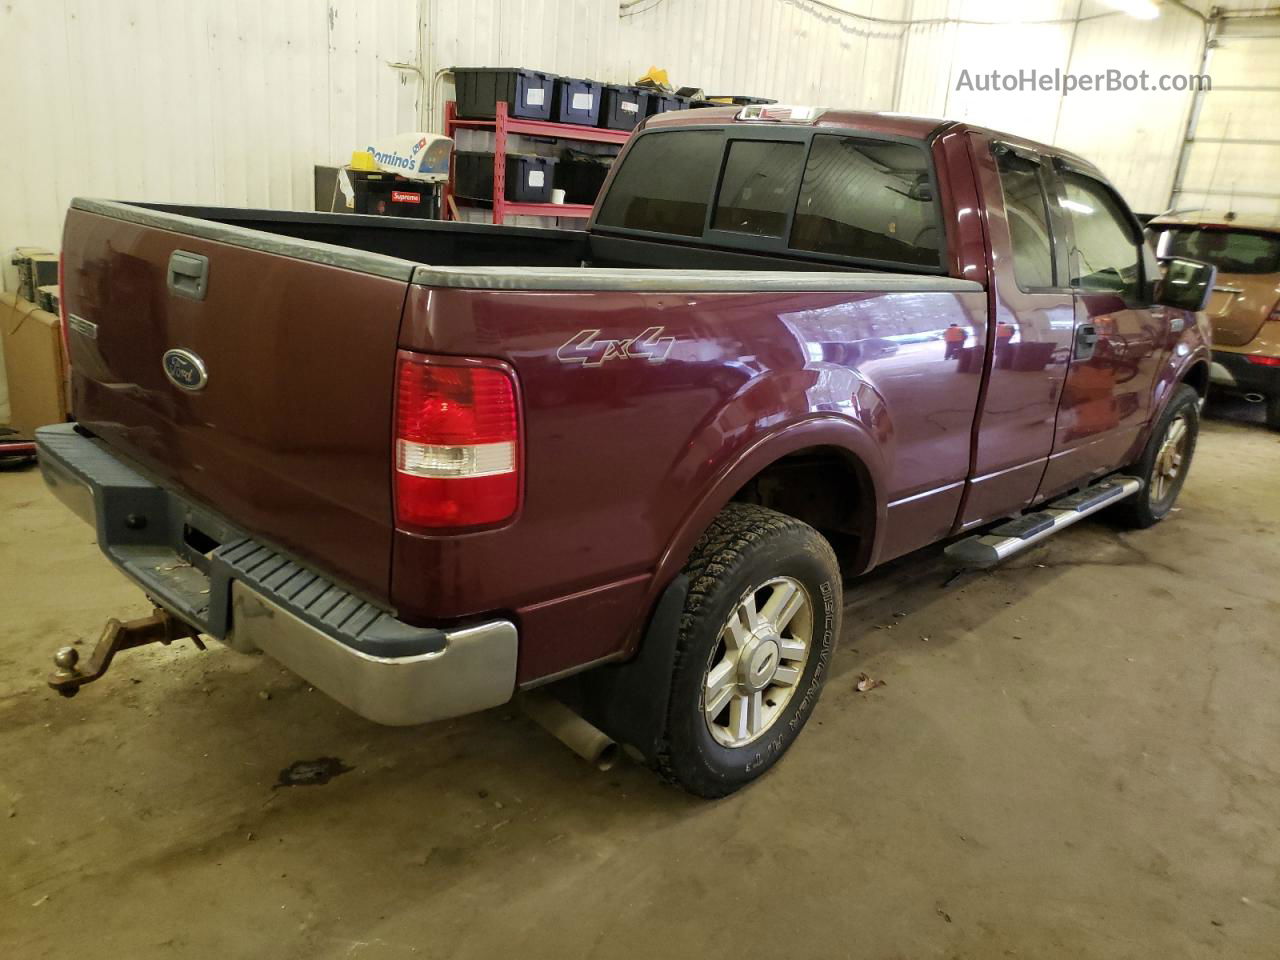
[162,349,208,392]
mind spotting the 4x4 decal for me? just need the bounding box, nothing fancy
[556,326,675,366]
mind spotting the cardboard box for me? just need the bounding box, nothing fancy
[0,292,67,436]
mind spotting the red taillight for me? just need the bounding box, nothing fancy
[1245,354,1280,367]
[57,251,69,363]
[393,351,520,531]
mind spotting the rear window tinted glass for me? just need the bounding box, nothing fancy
[711,140,804,237]
[1150,226,1280,274]
[791,135,941,267]
[595,130,722,236]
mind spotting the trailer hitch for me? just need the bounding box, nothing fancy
[48,609,205,698]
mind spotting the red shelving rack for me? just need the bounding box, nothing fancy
[443,100,632,225]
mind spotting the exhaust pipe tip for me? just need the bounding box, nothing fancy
[1243,392,1266,403]
[594,740,620,772]
[521,691,620,772]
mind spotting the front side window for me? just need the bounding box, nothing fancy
[711,140,804,237]
[791,135,942,267]
[996,150,1055,289]
[595,130,722,236]
[1060,170,1142,299]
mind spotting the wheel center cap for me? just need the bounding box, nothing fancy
[740,636,781,691]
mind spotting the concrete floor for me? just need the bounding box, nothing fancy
[3,403,1279,959]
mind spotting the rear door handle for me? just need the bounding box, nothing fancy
[1074,323,1098,360]
[168,251,209,301]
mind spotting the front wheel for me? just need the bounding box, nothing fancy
[1116,384,1200,528]
[656,503,841,798]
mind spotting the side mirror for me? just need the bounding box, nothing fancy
[1155,256,1216,312]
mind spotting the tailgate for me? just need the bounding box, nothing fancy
[61,201,412,602]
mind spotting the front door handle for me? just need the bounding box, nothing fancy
[1075,323,1098,360]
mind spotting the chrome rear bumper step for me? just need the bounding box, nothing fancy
[945,476,1142,569]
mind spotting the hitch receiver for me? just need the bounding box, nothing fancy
[48,609,205,698]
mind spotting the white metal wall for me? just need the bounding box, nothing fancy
[1170,14,1280,217]
[425,0,1216,213]
[6,0,1272,263]
[0,0,420,262]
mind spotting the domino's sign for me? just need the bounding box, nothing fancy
[364,132,453,183]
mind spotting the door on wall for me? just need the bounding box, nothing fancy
[1037,165,1170,499]
[1170,16,1280,219]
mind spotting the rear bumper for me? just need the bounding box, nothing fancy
[35,423,517,725]
[1211,349,1280,396]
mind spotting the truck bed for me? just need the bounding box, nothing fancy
[63,198,984,682]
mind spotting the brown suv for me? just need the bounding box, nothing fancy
[1148,211,1280,428]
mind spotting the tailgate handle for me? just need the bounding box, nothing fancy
[168,251,209,301]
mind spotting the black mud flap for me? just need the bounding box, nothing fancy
[555,574,689,764]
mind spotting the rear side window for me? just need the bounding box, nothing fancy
[791,135,942,267]
[1060,171,1142,299]
[1151,226,1280,274]
[595,130,722,236]
[995,150,1055,289]
[711,140,805,237]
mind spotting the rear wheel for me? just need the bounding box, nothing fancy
[1116,384,1200,528]
[656,503,841,798]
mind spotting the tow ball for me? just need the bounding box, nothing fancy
[48,609,206,698]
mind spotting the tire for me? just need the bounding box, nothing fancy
[655,503,841,798]
[1115,384,1200,529]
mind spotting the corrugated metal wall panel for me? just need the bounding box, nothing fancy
[0,0,419,261]
[896,0,1208,212]
[0,0,1243,264]
[1054,6,1207,213]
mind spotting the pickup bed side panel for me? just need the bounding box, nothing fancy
[395,282,987,682]
[63,209,405,600]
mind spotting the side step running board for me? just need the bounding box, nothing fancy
[945,476,1142,569]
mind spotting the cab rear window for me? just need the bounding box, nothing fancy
[711,140,805,237]
[594,130,721,237]
[595,128,944,271]
[1150,226,1280,275]
[791,136,941,267]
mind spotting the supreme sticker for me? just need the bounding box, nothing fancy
[391,190,421,204]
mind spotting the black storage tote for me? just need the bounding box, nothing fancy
[553,77,603,125]
[599,85,649,131]
[453,67,556,121]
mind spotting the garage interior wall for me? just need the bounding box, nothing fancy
[3,0,1277,274]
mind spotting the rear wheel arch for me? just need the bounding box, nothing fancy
[651,420,887,603]
[729,444,877,568]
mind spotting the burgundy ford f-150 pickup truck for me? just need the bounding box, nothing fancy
[38,105,1214,796]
